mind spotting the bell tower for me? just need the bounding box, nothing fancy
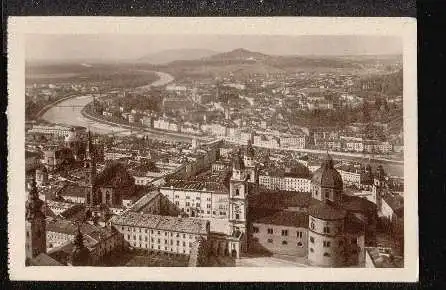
[229,149,249,251]
[243,140,257,184]
[84,130,96,208]
[25,178,46,261]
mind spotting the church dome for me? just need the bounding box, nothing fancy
[311,154,343,189]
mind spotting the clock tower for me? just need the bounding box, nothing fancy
[229,149,249,251]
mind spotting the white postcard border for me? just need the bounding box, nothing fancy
[7,17,418,282]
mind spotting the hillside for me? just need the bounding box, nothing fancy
[159,48,386,79]
[138,49,219,64]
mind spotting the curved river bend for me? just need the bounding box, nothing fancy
[42,71,174,136]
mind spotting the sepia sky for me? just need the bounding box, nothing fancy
[26,34,402,61]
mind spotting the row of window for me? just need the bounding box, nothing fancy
[309,236,345,247]
[180,196,212,201]
[127,235,195,247]
[266,239,304,247]
[309,248,331,257]
[131,242,190,254]
[254,227,304,238]
[120,227,197,240]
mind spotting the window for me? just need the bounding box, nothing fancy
[351,238,357,245]
[133,235,136,240]
[310,222,315,230]
[183,241,186,246]
[157,239,160,243]
[164,239,167,244]
[281,230,288,236]
[139,236,142,241]
[158,231,160,235]
[165,232,168,236]
[196,197,200,200]
[323,226,330,234]
[310,248,314,252]
[186,196,190,199]
[297,231,303,238]
[235,189,240,196]
[267,239,273,243]
[267,228,273,234]
[145,237,148,242]
[310,236,314,243]
[127,234,130,239]
[177,241,180,246]
[145,229,148,233]
[176,233,179,238]
[186,202,190,206]
[323,252,331,257]
[183,234,186,238]
[175,201,179,206]
[207,204,211,209]
[235,214,240,219]
[323,241,331,247]
[282,241,288,245]
[252,226,259,233]
[297,242,303,247]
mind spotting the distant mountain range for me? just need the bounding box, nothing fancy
[138,49,219,64]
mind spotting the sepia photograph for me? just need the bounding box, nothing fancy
[8,17,417,281]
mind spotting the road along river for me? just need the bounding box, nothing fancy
[42,71,177,137]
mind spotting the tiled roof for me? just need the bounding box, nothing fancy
[249,190,311,210]
[308,200,346,220]
[366,247,404,268]
[59,184,90,198]
[253,211,309,228]
[342,195,377,215]
[163,179,229,193]
[28,253,63,266]
[110,212,209,235]
[382,193,404,214]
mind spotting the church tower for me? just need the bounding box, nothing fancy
[229,149,249,251]
[243,140,258,184]
[69,224,91,266]
[25,178,46,261]
[84,130,96,209]
[307,153,346,267]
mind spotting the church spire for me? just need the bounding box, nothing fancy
[26,177,44,221]
[70,223,90,266]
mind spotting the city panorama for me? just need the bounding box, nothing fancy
[24,34,404,268]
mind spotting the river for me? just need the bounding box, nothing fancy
[41,71,175,136]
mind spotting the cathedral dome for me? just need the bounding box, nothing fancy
[311,154,343,189]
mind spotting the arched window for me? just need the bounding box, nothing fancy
[235,189,240,196]
[297,242,303,247]
[311,222,315,230]
[323,252,331,257]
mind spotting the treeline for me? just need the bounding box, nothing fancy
[354,69,403,97]
[286,100,402,130]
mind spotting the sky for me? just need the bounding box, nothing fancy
[26,34,402,61]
